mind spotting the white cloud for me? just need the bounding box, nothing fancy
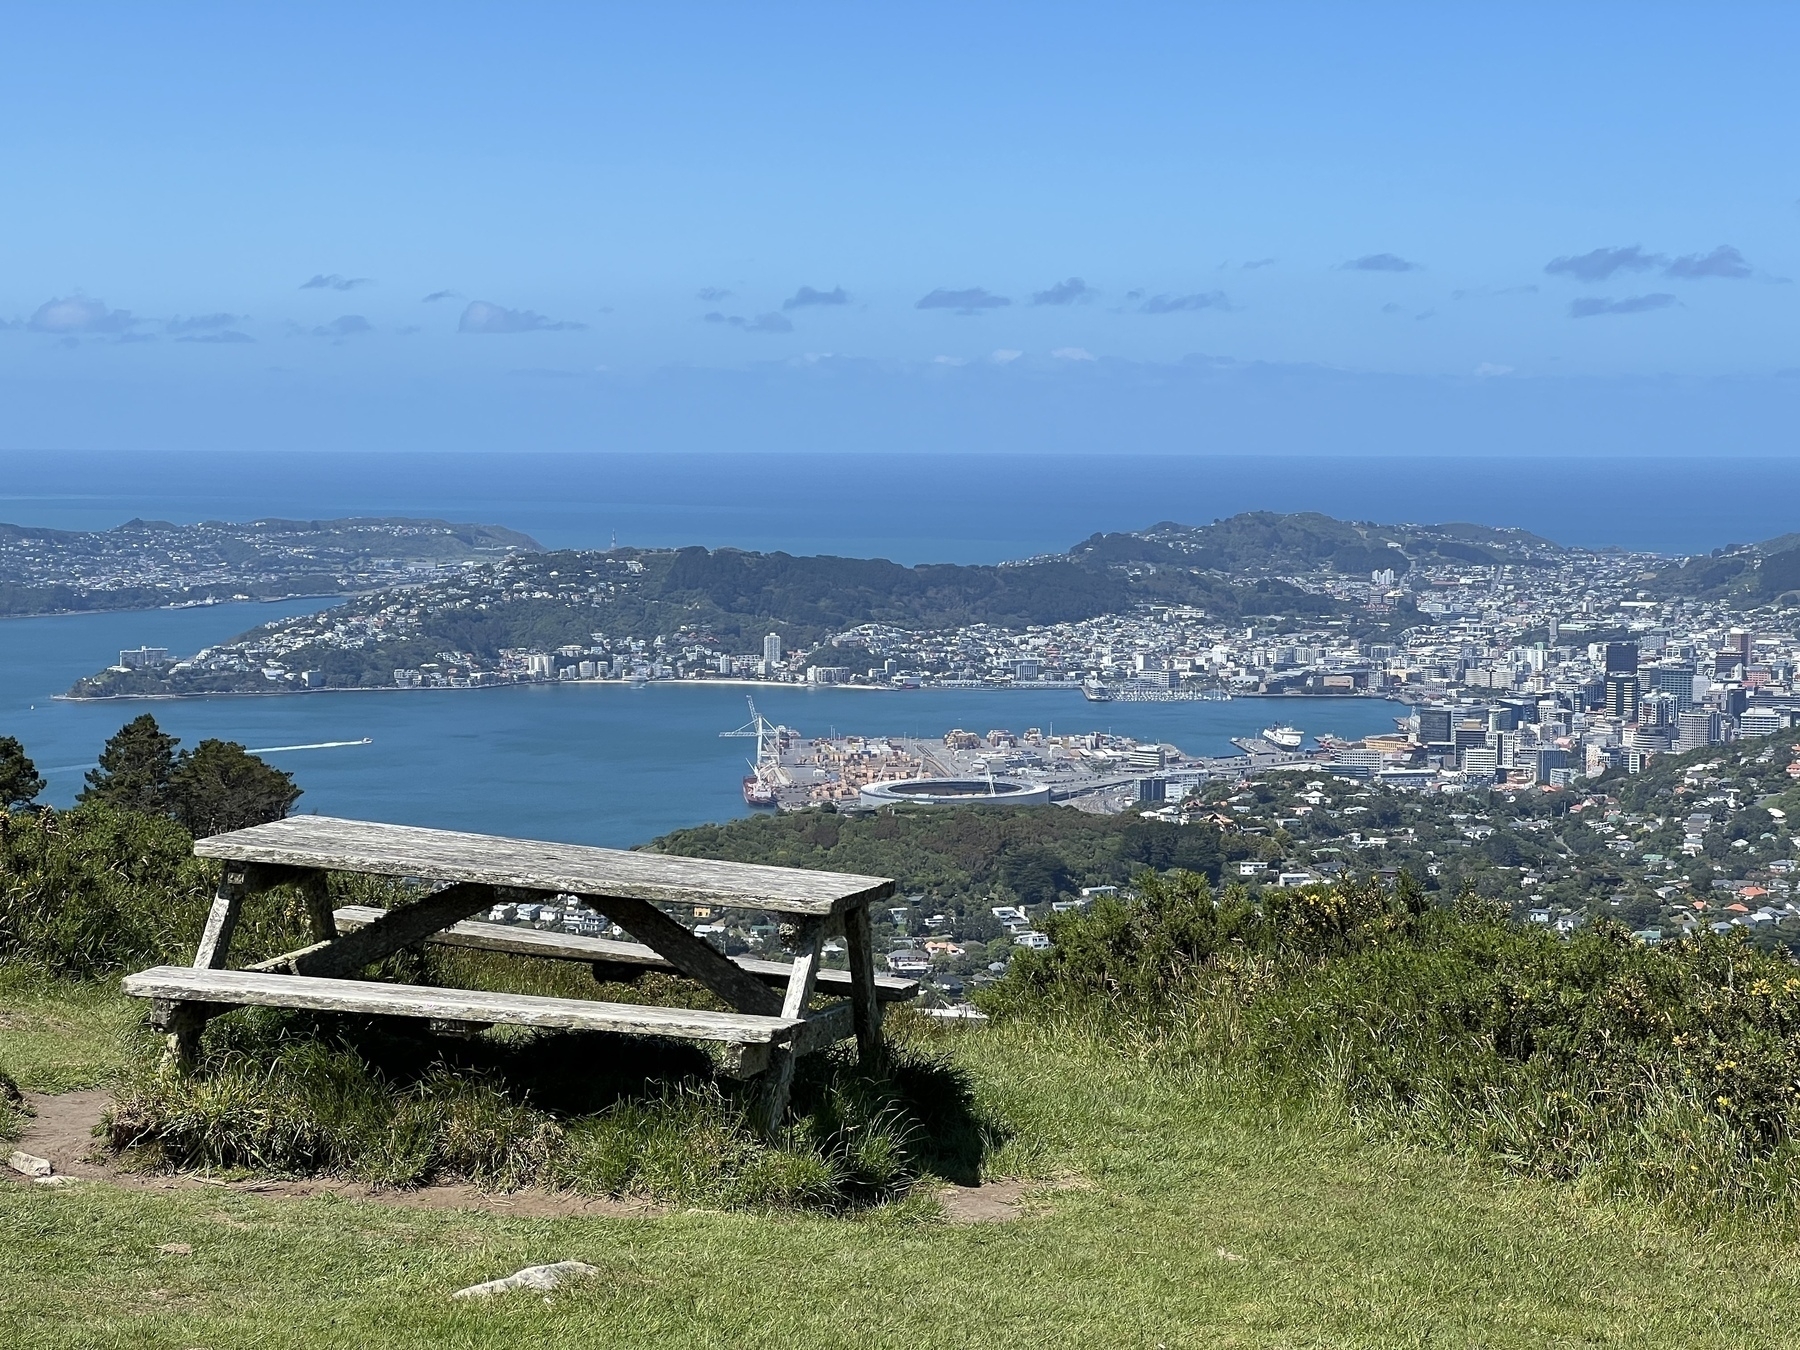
[1051,346,1096,361]
[459,301,587,334]
[990,349,1023,364]
[28,296,136,334]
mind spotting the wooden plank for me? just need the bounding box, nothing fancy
[755,920,828,1132]
[289,883,495,978]
[121,966,800,1044]
[193,863,286,970]
[843,900,886,1070]
[781,921,824,1020]
[330,906,922,1002]
[581,893,781,1017]
[194,816,893,918]
[245,940,333,974]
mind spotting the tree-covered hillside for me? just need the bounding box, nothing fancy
[656,547,1135,632]
[1072,511,1569,575]
[652,805,1238,937]
[1648,542,1800,603]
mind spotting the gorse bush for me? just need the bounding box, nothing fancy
[0,804,400,978]
[986,867,1800,1220]
[986,869,1421,1016]
[0,806,214,977]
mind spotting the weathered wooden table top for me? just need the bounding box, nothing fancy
[193,815,894,917]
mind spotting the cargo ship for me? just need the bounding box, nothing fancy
[742,773,777,808]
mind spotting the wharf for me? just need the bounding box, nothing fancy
[749,723,1277,815]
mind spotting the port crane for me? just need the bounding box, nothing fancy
[720,696,791,805]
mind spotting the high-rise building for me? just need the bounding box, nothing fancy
[1461,746,1500,780]
[1739,707,1790,739]
[1603,641,1639,675]
[1644,662,1696,712]
[1604,672,1640,723]
[1674,709,1719,753]
[763,633,783,664]
[1415,706,1454,747]
[1535,746,1571,778]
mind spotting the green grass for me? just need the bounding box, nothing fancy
[0,965,137,1093]
[7,979,1800,1346]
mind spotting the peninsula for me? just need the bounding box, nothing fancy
[0,515,540,617]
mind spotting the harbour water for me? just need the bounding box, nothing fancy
[2,602,1400,847]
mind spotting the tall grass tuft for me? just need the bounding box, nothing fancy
[105,1004,995,1210]
[0,1065,24,1142]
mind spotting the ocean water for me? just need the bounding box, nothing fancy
[1,451,1797,562]
[1,603,1400,847]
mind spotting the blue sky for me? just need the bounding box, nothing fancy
[2,2,1796,456]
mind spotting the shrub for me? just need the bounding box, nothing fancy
[0,805,321,977]
[985,868,1800,1220]
[983,868,1416,1017]
[0,806,212,977]
[983,870,1245,1015]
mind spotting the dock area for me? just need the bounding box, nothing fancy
[738,721,1328,815]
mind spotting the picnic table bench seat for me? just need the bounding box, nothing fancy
[121,966,853,1077]
[123,816,907,1127]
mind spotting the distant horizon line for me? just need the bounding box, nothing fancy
[4,448,1800,461]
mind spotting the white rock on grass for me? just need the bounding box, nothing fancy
[452,1262,599,1301]
[7,1151,52,1178]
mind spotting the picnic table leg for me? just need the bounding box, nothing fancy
[161,863,285,1070]
[751,920,825,1134]
[298,870,337,941]
[194,862,287,970]
[843,901,886,1072]
[149,999,210,1075]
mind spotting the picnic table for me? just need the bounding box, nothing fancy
[121,816,909,1126]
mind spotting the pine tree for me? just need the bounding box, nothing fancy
[80,715,180,814]
[168,739,301,838]
[0,735,45,809]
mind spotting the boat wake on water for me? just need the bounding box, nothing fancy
[246,738,374,754]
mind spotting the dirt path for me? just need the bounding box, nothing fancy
[8,1090,1040,1221]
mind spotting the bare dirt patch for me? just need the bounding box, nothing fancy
[937,1179,1037,1223]
[5,1089,660,1217]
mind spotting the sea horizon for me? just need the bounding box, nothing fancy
[1,449,1795,563]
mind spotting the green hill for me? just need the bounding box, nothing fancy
[1071,510,1570,576]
